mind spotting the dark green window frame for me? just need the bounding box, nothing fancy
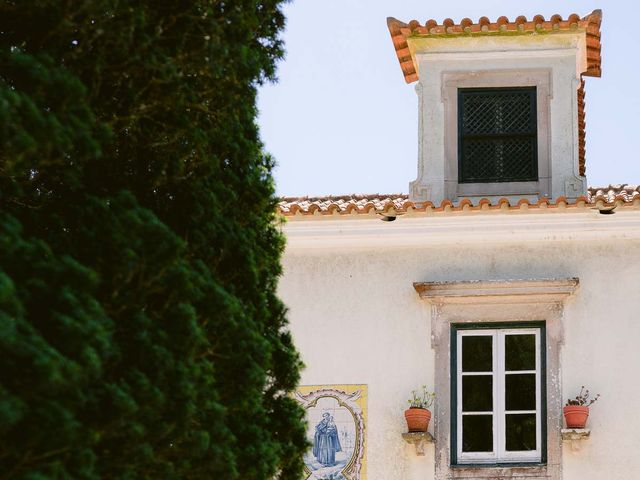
[458,87,538,184]
[450,321,547,467]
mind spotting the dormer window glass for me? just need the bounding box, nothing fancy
[458,87,538,184]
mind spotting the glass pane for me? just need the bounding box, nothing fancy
[462,415,493,452]
[463,375,493,412]
[462,335,492,372]
[506,414,536,451]
[505,334,536,371]
[505,374,536,411]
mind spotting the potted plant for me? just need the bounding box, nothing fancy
[405,385,435,432]
[564,386,600,428]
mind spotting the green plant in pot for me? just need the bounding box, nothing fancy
[405,385,435,432]
[564,386,600,429]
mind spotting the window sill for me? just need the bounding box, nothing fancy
[457,180,541,197]
[448,464,548,479]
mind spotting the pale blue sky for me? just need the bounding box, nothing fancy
[258,1,640,197]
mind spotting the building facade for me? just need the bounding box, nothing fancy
[278,10,640,480]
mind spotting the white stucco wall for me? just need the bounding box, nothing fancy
[280,211,640,479]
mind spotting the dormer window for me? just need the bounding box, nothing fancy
[387,11,603,205]
[458,87,537,184]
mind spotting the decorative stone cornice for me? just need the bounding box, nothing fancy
[413,278,579,304]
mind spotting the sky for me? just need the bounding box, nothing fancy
[257,0,640,198]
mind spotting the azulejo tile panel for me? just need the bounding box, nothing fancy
[295,385,368,480]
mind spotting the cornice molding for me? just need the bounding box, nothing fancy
[282,210,640,250]
[413,278,579,304]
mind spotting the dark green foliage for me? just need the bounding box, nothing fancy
[0,1,307,478]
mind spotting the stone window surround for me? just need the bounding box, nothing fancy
[413,278,579,480]
[442,69,552,201]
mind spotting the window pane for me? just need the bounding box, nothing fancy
[462,335,492,372]
[506,414,536,451]
[505,374,536,411]
[463,375,493,412]
[462,415,493,452]
[505,334,536,371]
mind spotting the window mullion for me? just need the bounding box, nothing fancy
[493,332,500,460]
[536,329,542,456]
[457,330,463,462]
[496,332,505,460]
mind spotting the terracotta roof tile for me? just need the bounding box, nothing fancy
[578,77,586,176]
[589,184,640,203]
[278,185,640,218]
[278,194,409,216]
[387,10,602,85]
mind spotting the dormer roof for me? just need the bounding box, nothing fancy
[387,10,602,84]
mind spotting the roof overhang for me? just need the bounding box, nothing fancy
[387,10,602,84]
[282,208,640,251]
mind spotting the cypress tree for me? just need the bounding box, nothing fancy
[0,1,307,478]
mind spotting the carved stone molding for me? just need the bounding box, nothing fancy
[414,277,580,480]
[414,278,580,304]
[562,428,591,452]
[402,431,435,456]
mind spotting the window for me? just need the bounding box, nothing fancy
[458,87,538,184]
[451,323,546,465]
[415,279,577,479]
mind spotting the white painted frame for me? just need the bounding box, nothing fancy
[456,330,498,463]
[456,328,542,464]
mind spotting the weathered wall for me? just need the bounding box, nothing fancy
[280,215,640,479]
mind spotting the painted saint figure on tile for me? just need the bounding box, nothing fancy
[313,412,342,466]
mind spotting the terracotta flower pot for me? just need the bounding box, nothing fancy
[404,407,432,432]
[563,405,589,428]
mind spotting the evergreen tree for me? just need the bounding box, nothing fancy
[0,1,307,478]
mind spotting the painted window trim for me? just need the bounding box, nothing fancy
[450,323,547,466]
